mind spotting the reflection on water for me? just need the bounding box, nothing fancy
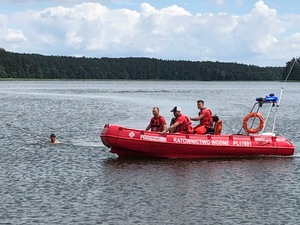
[0,80,300,224]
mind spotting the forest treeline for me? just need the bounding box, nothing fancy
[0,48,299,81]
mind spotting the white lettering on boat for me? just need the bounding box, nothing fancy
[173,138,211,145]
[233,141,252,146]
[139,136,252,146]
[140,134,167,142]
[172,138,231,146]
[211,140,229,145]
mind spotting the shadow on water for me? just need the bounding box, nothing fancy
[102,154,297,168]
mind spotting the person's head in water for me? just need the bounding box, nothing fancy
[50,133,57,143]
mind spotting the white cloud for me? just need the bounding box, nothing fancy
[0,14,27,44]
[3,29,27,42]
[215,0,225,6]
[232,1,282,53]
[0,1,299,66]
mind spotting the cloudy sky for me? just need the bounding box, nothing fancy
[0,0,299,66]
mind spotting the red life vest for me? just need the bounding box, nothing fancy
[199,108,213,128]
[185,116,193,134]
[150,116,166,131]
[174,115,193,134]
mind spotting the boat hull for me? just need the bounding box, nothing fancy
[100,124,294,159]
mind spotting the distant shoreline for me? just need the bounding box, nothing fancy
[1,78,298,82]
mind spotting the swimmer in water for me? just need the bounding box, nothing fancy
[50,133,60,144]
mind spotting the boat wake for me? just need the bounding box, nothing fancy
[292,152,300,158]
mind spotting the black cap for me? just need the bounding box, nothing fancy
[171,106,181,112]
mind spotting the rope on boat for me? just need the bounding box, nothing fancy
[238,57,297,135]
[272,57,297,133]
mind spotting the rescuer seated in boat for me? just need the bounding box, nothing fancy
[190,99,213,134]
[145,107,167,132]
[50,133,60,144]
[161,106,193,134]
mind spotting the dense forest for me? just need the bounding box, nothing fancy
[0,48,299,81]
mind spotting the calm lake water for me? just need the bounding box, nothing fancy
[0,80,300,224]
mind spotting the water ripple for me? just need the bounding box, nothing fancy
[1,81,300,224]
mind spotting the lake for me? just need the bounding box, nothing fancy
[0,80,300,224]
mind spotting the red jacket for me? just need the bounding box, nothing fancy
[174,114,193,133]
[199,108,213,128]
[149,116,167,131]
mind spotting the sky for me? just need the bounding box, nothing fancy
[0,0,299,66]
